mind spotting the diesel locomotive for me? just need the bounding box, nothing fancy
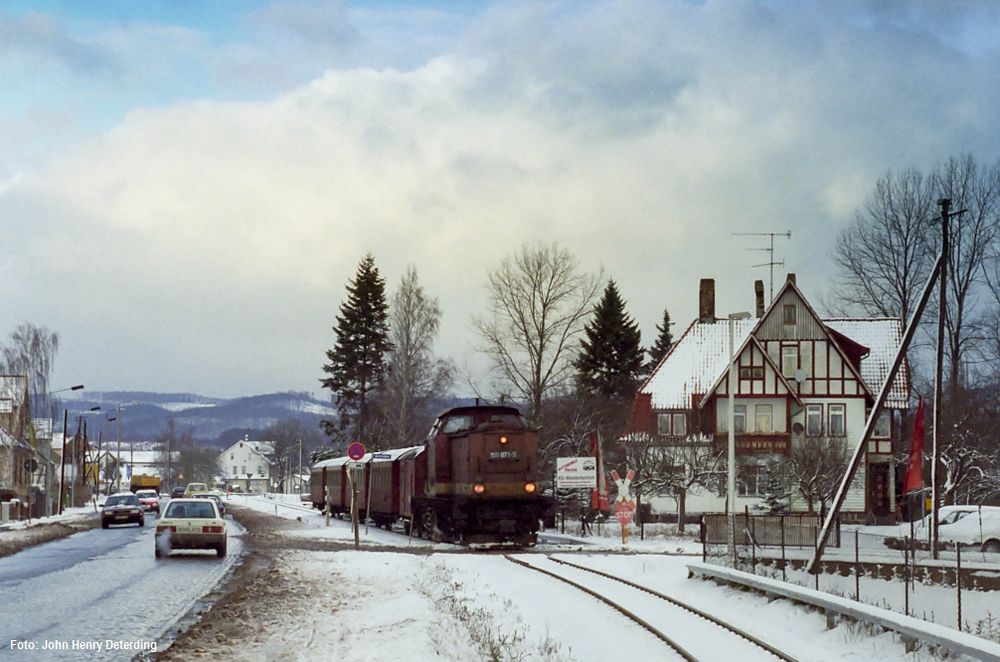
[310,405,552,545]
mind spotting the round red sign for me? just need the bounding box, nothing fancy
[347,441,366,461]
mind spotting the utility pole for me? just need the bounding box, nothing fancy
[932,198,953,559]
[58,409,68,515]
[733,230,792,301]
[298,438,302,493]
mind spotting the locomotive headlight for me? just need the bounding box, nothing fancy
[499,435,509,444]
[524,482,536,493]
[473,483,486,494]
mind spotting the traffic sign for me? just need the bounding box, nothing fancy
[23,459,38,473]
[347,442,366,461]
[556,457,597,489]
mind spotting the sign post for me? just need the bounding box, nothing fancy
[347,442,366,549]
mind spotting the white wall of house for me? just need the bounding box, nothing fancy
[218,441,272,483]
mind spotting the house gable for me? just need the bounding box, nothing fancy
[699,337,802,407]
[752,280,872,401]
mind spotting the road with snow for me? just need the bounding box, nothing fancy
[0,515,244,661]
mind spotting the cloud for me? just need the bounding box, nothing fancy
[3,0,1000,397]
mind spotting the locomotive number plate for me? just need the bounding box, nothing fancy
[489,450,519,460]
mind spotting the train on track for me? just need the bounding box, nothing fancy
[310,405,553,545]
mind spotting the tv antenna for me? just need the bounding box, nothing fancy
[733,230,791,301]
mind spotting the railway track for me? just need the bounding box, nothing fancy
[505,554,799,662]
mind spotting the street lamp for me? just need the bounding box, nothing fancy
[727,311,751,562]
[113,401,138,492]
[48,385,83,516]
[69,406,101,508]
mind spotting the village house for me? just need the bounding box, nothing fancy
[628,275,909,523]
[0,375,34,511]
[217,437,276,492]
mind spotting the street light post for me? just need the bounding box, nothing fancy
[727,312,751,563]
[49,385,83,516]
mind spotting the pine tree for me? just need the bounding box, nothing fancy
[574,280,644,398]
[644,307,674,375]
[320,254,392,444]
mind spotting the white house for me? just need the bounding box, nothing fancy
[218,437,275,492]
[628,275,910,523]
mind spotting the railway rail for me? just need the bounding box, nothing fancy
[506,554,799,662]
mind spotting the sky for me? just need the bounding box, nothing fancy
[2,0,1000,399]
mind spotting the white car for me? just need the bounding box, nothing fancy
[155,498,227,558]
[936,506,1000,552]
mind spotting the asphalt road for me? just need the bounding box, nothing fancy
[0,512,244,662]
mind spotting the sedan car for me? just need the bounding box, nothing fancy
[135,489,161,513]
[101,493,145,528]
[170,486,185,498]
[155,498,227,558]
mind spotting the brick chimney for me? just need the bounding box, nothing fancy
[754,280,765,317]
[786,272,796,286]
[699,278,715,323]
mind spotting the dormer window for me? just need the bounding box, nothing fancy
[783,304,796,325]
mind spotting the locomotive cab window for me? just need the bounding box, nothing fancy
[442,415,475,434]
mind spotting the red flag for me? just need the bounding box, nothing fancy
[591,434,610,513]
[903,399,925,495]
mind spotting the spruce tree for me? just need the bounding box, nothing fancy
[644,307,674,374]
[574,280,644,398]
[321,254,392,443]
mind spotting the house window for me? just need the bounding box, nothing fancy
[230,453,234,460]
[829,404,846,437]
[739,366,751,379]
[733,405,746,433]
[740,366,765,379]
[781,345,798,377]
[658,412,687,437]
[258,466,264,475]
[871,410,890,439]
[672,413,686,437]
[806,405,823,436]
[739,464,766,496]
[783,304,796,325]
[241,465,246,475]
[233,466,237,476]
[755,404,773,433]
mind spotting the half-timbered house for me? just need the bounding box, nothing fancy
[628,275,909,522]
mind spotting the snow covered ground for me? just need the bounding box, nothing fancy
[185,495,1000,660]
[233,492,702,553]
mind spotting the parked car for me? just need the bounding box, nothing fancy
[884,505,1000,552]
[171,486,186,498]
[937,506,1000,552]
[135,489,161,513]
[155,498,227,558]
[191,492,225,517]
[101,492,145,528]
[184,482,209,497]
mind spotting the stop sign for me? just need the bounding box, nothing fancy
[347,442,366,461]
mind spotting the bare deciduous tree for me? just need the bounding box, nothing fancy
[830,169,936,321]
[659,440,725,533]
[474,242,601,421]
[786,436,849,516]
[934,155,1000,396]
[376,266,453,449]
[0,322,60,415]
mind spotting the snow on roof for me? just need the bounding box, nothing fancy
[312,445,425,469]
[642,316,910,410]
[824,318,909,408]
[641,318,757,409]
